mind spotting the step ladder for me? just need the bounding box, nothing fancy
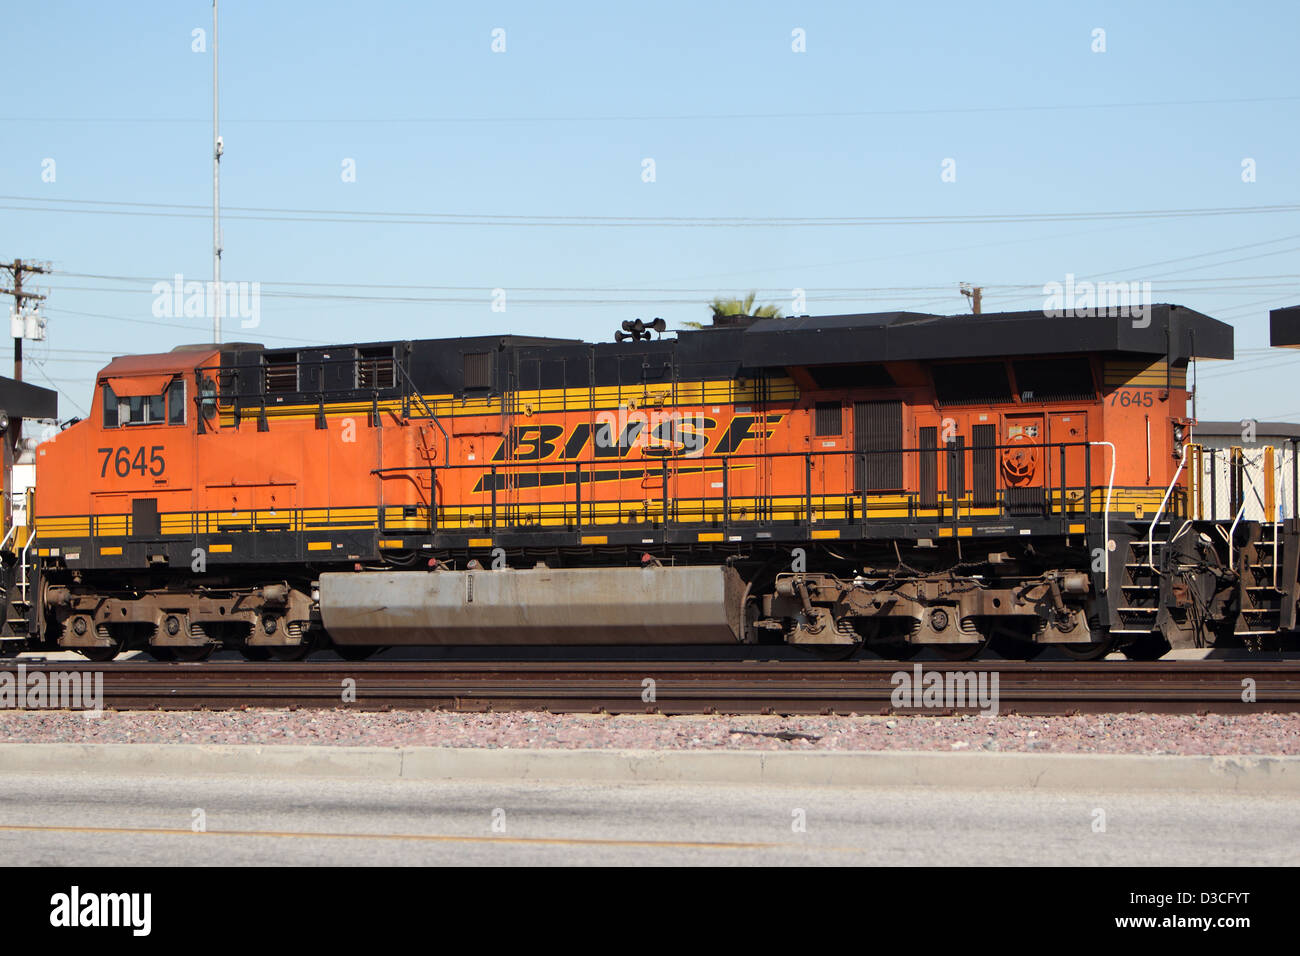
[1236,527,1283,637]
[1112,533,1164,636]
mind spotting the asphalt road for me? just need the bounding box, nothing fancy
[0,771,1296,865]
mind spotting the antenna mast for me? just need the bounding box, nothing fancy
[212,0,223,343]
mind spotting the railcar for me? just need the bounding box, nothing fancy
[11,302,1300,661]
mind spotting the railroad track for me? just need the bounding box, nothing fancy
[4,659,1300,714]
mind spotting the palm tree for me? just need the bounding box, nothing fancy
[711,292,783,320]
[681,291,783,329]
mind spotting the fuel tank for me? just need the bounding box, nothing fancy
[319,565,746,645]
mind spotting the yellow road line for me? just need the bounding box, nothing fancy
[0,822,789,851]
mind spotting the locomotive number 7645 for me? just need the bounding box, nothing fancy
[97,446,166,478]
[1109,389,1156,407]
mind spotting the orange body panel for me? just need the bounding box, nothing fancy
[34,349,1190,542]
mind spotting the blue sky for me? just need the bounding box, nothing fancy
[2,0,1297,424]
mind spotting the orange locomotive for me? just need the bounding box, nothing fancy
[21,304,1288,660]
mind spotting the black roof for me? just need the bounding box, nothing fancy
[215,303,1234,403]
[735,304,1232,368]
[0,376,57,420]
[1269,305,1300,347]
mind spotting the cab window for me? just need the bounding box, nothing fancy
[124,394,165,425]
[167,379,185,424]
[102,384,119,428]
[102,379,185,428]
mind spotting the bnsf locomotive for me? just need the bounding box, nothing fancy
[11,303,1300,661]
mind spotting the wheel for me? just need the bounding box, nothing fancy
[1057,636,1117,661]
[77,645,120,662]
[983,621,1044,661]
[170,645,215,662]
[874,641,922,660]
[991,634,1046,660]
[267,644,312,662]
[1122,633,1171,661]
[149,647,176,662]
[240,646,272,661]
[932,640,988,661]
[334,646,381,662]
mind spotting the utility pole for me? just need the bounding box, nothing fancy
[0,259,49,384]
[212,0,223,344]
[0,259,50,452]
[960,283,982,315]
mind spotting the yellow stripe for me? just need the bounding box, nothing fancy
[208,544,233,553]
[99,546,122,556]
[697,532,724,542]
[306,541,333,552]
[956,527,973,537]
[1103,359,1186,388]
[378,539,404,548]
[580,535,608,545]
[224,377,802,424]
[35,485,1173,543]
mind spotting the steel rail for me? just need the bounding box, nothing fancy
[3,659,1299,715]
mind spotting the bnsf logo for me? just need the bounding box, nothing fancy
[490,412,783,463]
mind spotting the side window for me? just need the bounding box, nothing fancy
[265,352,298,393]
[357,346,395,389]
[124,394,164,425]
[102,383,119,428]
[167,379,185,424]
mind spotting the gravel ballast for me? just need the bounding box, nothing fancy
[0,711,1296,755]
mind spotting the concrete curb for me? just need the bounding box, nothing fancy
[1,743,1298,792]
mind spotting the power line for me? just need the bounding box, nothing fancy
[43,284,1299,307]
[4,195,1300,228]
[25,360,87,418]
[52,269,1300,293]
[1080,234,1300,280]
[42,307,328,345]
[3,93,1297,125]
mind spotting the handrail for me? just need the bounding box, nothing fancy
[19,530,35,606]
[195,353,452,464]
[1148,442,1191,571]
[412,439,1129,532]
[1089,441,1117,591]
[1227,495,1249,572]
[1219,449,1284,582]
[1273,447,1283,588]
[393,360,450,464]
[427,439,1101,471]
